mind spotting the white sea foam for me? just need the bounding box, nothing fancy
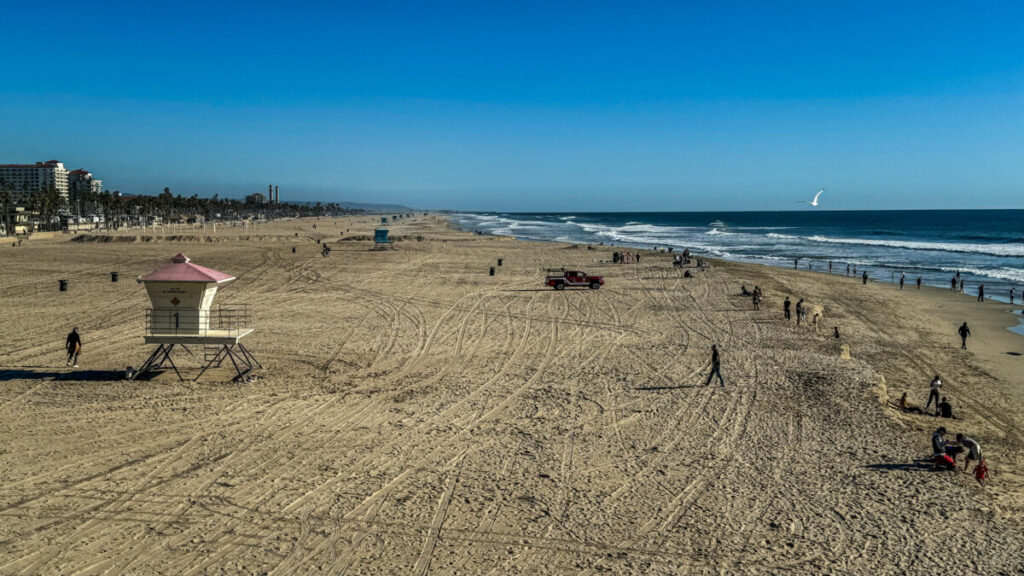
[766,233,1024,257]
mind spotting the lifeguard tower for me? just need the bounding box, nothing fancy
[135,253,260,382]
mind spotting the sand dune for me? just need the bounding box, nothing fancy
[0,216,1021,575]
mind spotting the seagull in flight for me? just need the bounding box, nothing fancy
[799,188,825,207]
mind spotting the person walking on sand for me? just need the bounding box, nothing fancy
[977,285,984,302]
[1011,287,1017,304]
[959,278,965,293]
[958,322,971,350]
[925,374,942,412]
[704,344,724,387]
[899,273,905,290]
[752,291,761,311]
[862,270,868,285]
[65,327,82,368]
[795,299,806,326]
[794,258,799,270]
[784,297,792,321]
[951,276,957,291]
[846,263,851,276]
[917,276,922,290]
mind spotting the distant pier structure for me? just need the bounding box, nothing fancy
[135,253,261,382]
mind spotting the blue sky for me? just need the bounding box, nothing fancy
[1,1,1021,211]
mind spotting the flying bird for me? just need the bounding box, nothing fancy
[799,188,825,207]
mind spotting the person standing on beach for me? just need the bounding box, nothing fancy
[829,261,833,274]
[958,322,971,349]
[704,344,724,386]
[783,297,792,320]
[899,273,906,290]
[917,277,922,290]
[977,285,985,302]
[65,327,82,368]
[959,279,965,293]
[846,264,851,276]
[925,375,942,412]
[795,298,805,326]
[862,270,868,285]
[1011,287,1016,304]
[951,276,957,291]
[794,258,799,270]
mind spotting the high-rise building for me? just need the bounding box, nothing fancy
[0,160,69,199]
[67,169,103,201]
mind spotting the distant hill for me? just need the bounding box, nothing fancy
[337,201,417,212]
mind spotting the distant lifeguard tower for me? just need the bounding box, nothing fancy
[373,217,392,250]
[135,253,260,382]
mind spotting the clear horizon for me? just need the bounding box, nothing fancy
[2,1,1022,211]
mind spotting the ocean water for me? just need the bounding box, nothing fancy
[451,210,1024,301]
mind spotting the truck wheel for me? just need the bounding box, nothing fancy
[590,281,600,290]
[554,281,565,291]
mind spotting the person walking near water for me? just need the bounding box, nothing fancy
[846,264,851,276]
[917,276,922,290]
[958,322,971,350]
[951,276,957,291]
[899,273,905,290]
[862,270,868,285]
[704,344,724,386]
[1011,287,1016,304]
[977,285,984,302]
[925,374,942,412]
[65,327,82,368]
[959,279,965,293]
[783,297,792,321]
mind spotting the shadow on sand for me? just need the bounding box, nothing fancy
[0,368,159,382]
[864,459,943,473]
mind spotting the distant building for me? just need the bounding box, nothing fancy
[67,169,103,213]
[67,169,103,199]
[0,160,69,199]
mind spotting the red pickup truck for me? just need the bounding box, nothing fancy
[545,268,604,290]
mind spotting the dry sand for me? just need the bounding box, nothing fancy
[1,215,1022,575]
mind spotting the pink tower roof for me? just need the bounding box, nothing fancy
[140,253,235,283]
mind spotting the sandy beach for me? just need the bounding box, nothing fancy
[1,215,1022,575]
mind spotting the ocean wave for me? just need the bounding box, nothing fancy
[766,233,1024,257]
[937,266,1024,284]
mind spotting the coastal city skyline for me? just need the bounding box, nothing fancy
[2,1,1022,211]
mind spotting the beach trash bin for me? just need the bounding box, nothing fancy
[59,279,68,291]
[111,272,119,282]
[497,258,503,266]
[489,267,495,276]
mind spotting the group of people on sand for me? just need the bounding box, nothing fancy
[612,251,640,264]
[932,426,988,485]
[781,295,828,332]
[896,374,988,484]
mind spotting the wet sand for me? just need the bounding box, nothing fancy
[0,215,1021,575]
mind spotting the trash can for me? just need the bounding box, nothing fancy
[59,279,68,291]
[111,272,119,282]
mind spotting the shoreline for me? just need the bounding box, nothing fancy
[449,216,1024,341]
[449,211,1024,302]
